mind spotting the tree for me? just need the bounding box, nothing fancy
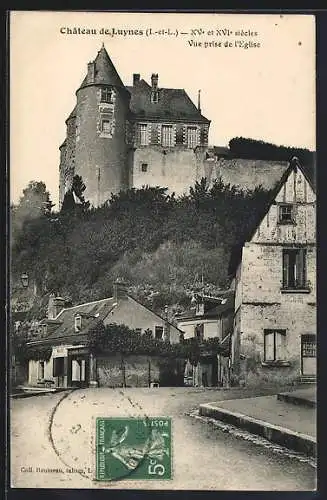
[72,175,90,211]
[11,181,54,239]
[228,137,314,166]
[18,181,54,216]
[60,175,90,215]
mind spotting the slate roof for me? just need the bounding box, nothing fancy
[228,157,316,276]
[65,105,77,123]
[32,297,117,344]
[28,294,183,345]
[176,291,235,322]
[126,79,210,123]
[78,45,126,91]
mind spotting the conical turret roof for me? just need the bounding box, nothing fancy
[78,44,126,90]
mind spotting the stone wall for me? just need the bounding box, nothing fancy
[97,354,160,388]
[131,147,289,197]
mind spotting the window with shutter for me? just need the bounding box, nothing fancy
[137,124,148,145]
[187,127,198,148]
[282,248,307,290]
[161,125,173,147]
[264,330,286,361]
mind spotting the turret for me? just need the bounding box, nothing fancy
[65,45,131,207]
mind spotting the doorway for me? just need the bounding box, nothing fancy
[67,355,89,387]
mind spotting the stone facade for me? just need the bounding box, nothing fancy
[231,161,316,385]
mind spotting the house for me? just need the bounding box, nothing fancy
[229,157,316,386]
[176,290,234,387]
[26,280,183,389]
[59,44,289,207]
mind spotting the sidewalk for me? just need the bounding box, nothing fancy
[11,387,70,399]
[199,393,316,457]
[277,386,316,408]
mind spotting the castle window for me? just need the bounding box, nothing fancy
[187,127,198,148]
[74,315,82,332]
[279,204,295,224]
[137,124,148,146]
[101,87,113,104]
[161,125,173,147]
[141,163,148,172]
[282,248,307,290]
[264,329,286,361]
[155,326,164,340]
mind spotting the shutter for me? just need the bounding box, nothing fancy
[275,332,285,360]
[150,123,159,144]
[175,124,184,144]
[264,332,274,361]
[302,249,307,287]
[282,251,289,288]
[296,249,305,288]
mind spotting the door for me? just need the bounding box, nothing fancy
[301,334,316,376]
[67,355,89,388]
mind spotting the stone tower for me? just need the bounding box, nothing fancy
[59,45,131,207]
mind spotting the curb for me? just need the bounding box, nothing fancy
[277,392,316,409]
[199,402,316,458]
[11,388,70,399]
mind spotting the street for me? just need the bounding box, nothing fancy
[10,387,316,490]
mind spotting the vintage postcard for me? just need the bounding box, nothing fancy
[9,11,316,490]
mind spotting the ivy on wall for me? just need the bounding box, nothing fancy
[87,322,227,363]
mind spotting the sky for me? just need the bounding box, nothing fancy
[10,11,316,208]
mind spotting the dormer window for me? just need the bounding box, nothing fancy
[278,204,295,224]
[101,87,113,104]
[74,315,82,332]
[151,90,160,103]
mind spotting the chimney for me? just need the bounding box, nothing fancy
[48,294,66,319]
[133,73,140,85]
[151,73,158,90]
[87,61,96,83]
[113,279,128,302]
[197,89,201,113]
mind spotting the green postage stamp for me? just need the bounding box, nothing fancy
[96,417,172,481]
